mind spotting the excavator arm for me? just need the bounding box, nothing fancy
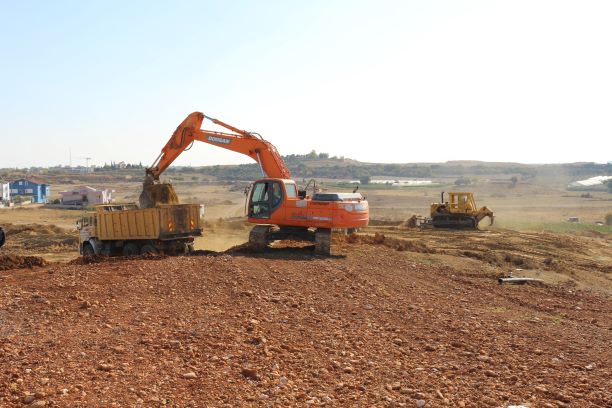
[146,112,291,181]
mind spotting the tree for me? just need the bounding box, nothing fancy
[318,152,329,159]
[359,174,371,185]
[607,180,612,194]
[510,176,518,187]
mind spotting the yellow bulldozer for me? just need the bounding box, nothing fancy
[430,192,494,229]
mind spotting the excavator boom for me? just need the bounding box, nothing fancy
[147,112,291,181]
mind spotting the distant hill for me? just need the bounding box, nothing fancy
[166,153,611,185]
[1,152,610,187]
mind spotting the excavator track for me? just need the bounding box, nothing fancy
[314,228,332,255]
[432,215,477,229]
[249,225,272,251]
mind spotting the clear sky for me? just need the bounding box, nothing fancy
[1,0,610,168]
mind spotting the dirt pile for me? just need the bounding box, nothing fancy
[363,222,612,292]
[0,241,609,406]
[344,232,435,253]
[69,253,167,265]
[139,182,179,208]
[0,254,46,271]
[2,223,78,250]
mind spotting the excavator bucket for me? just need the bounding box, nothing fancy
[139,182,179,208]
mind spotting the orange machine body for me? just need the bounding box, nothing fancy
[247,178,369,229]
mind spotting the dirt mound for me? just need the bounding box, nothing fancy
[139,182,179,208]
[0,244,610,406]
[344,232,435,253]
[0,254,46,271]
[2,223,78,250]
[69,253,167,265]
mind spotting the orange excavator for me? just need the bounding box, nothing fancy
[142,112,369,254]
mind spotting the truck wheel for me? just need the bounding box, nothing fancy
[123,242,140,256]
[83,243,95,257]
[140,244,158,255]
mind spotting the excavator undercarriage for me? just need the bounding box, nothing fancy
[249,225,332,254]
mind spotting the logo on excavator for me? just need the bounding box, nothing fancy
[207,136,232,144]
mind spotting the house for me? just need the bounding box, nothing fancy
[59,186,113,205]
[9,179,51,203]
[0,182,10,202]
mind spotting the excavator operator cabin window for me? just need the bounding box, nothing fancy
[249,181,283,219]
[285,183,297,198]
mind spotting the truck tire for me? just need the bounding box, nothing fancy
[82,243,95,257]
[123,242,140,256]
[0,228,5,248]
[140,244,158,255]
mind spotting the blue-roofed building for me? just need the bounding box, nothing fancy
[9,179,51,203]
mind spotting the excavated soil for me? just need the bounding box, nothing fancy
[358,225,612,294]
[0,239,610,407]
[0,223,78,263]
[0,255,46,271]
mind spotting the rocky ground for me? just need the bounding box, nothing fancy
[0,236,610,407]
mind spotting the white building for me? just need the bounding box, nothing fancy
[59,186,113,205]
[0,183,10,202]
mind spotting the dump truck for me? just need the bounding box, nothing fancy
[77,203,203,256]
[430,192,494,229]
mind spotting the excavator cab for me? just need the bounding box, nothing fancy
[248,179,298,219]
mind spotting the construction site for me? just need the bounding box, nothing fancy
[1,110,611,408]
[2,2,612,407]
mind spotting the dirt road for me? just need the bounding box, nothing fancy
[1,240,610,407]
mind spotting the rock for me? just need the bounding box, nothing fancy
[484,370,498,377]
[416,399,426,407]
[23,395,36,404]
[182,372,197,379]
[97,363,113,372]
[241,368,260,381]
[343,366,354,374]
[424,344,435,352]
[30,401,47,407]
[279,376,288,387]
[386,382,401,391]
